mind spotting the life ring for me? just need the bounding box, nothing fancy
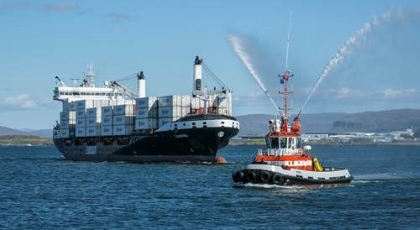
[232,171,244,183]
[246,171,256,182]
[259,171,270,183]
[272,174,282,184]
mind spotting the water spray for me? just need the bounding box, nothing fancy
[227,34,279,112]
[299,8,404,112]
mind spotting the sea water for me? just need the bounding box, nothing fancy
[0,144,419,229]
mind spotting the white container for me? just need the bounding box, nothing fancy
[76,100,92,111]
[136,107,158,119]
[101,125,113,136]
[113,115,134,126]
[135,118,158,130]
[86,117,99,127]
[63,101,77,112]
[75,127,86,137]
[86,126,100,137]
[77,110,85,118]
[136,96,158,108]
[102,115,113,126]
[158,106,190,118]
[76,117,86,127]
[102,106,113,116]
[191,97,200,109]
[158,95,191,107]
[60,119,69,127]
[158,117,176,128]
[113,104,136,116]
[113,124,133,136]
[86,108,100,118]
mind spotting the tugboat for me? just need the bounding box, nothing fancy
[231,69,353,186]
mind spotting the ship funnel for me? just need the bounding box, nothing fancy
[137,71,146,98]
[193,56,203,94]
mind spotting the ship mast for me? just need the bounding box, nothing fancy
[279,11,293,119]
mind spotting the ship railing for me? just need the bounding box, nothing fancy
[258,148,301,156]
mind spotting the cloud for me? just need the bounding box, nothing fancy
[105,13,131,23]
[1,2,31,11]
[328,87,367,99]
[381,88,416,99]
[39,2,80,12]
[1,94,37,110]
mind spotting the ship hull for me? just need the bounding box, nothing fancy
[232,163,353,186]
[54,120,238,163]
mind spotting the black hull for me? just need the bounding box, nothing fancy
[232,169,353,186]
[54,121,238,163]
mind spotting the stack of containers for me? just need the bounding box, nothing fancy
[112,101,136,136]
[85,107,101,137]
[101,105,114,136]
[157,95,191,128]
[60,101,76,138]
[74,99,111,137]
[134,96,158,131]
[75,100,90,137]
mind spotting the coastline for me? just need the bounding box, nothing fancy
[229,137,420,146]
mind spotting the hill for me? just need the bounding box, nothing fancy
[1,108,419,138]
[0,127,51,138]
[236,109,420,136]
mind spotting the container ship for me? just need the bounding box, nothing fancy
[52,56,240,163]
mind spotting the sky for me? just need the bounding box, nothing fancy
[1,0,420,130]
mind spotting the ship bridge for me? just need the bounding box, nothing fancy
[53,64,137,102]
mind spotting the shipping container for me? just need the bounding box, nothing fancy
[86,108,101,118]
[136,107,158,119]
[86,117,100,127]
[77,110,85,117]
[75,127,86,137]
[158,106,190,118]
[102,106,113,116]
[86,126,100,137]
[113,104,136,116]
[191,97,203,109]
[135,118,158,130]
[76,117,86,127]
[76,100,93,111]
[136,96,158,108]
[101,125,113,136]
[113,115,135,126]
[158,95,191,107]
[113,124,134,136]
[60,111,76,121]
[102,115,113,126]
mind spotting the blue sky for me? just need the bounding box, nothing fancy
[1,0,420,129]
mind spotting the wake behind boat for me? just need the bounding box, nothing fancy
[53,56,240,163]
[232,69,353,186]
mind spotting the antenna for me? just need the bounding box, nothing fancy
[285,11,292,70]
[279,11,293,118]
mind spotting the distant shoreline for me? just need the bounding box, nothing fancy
[228,138,420,146]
